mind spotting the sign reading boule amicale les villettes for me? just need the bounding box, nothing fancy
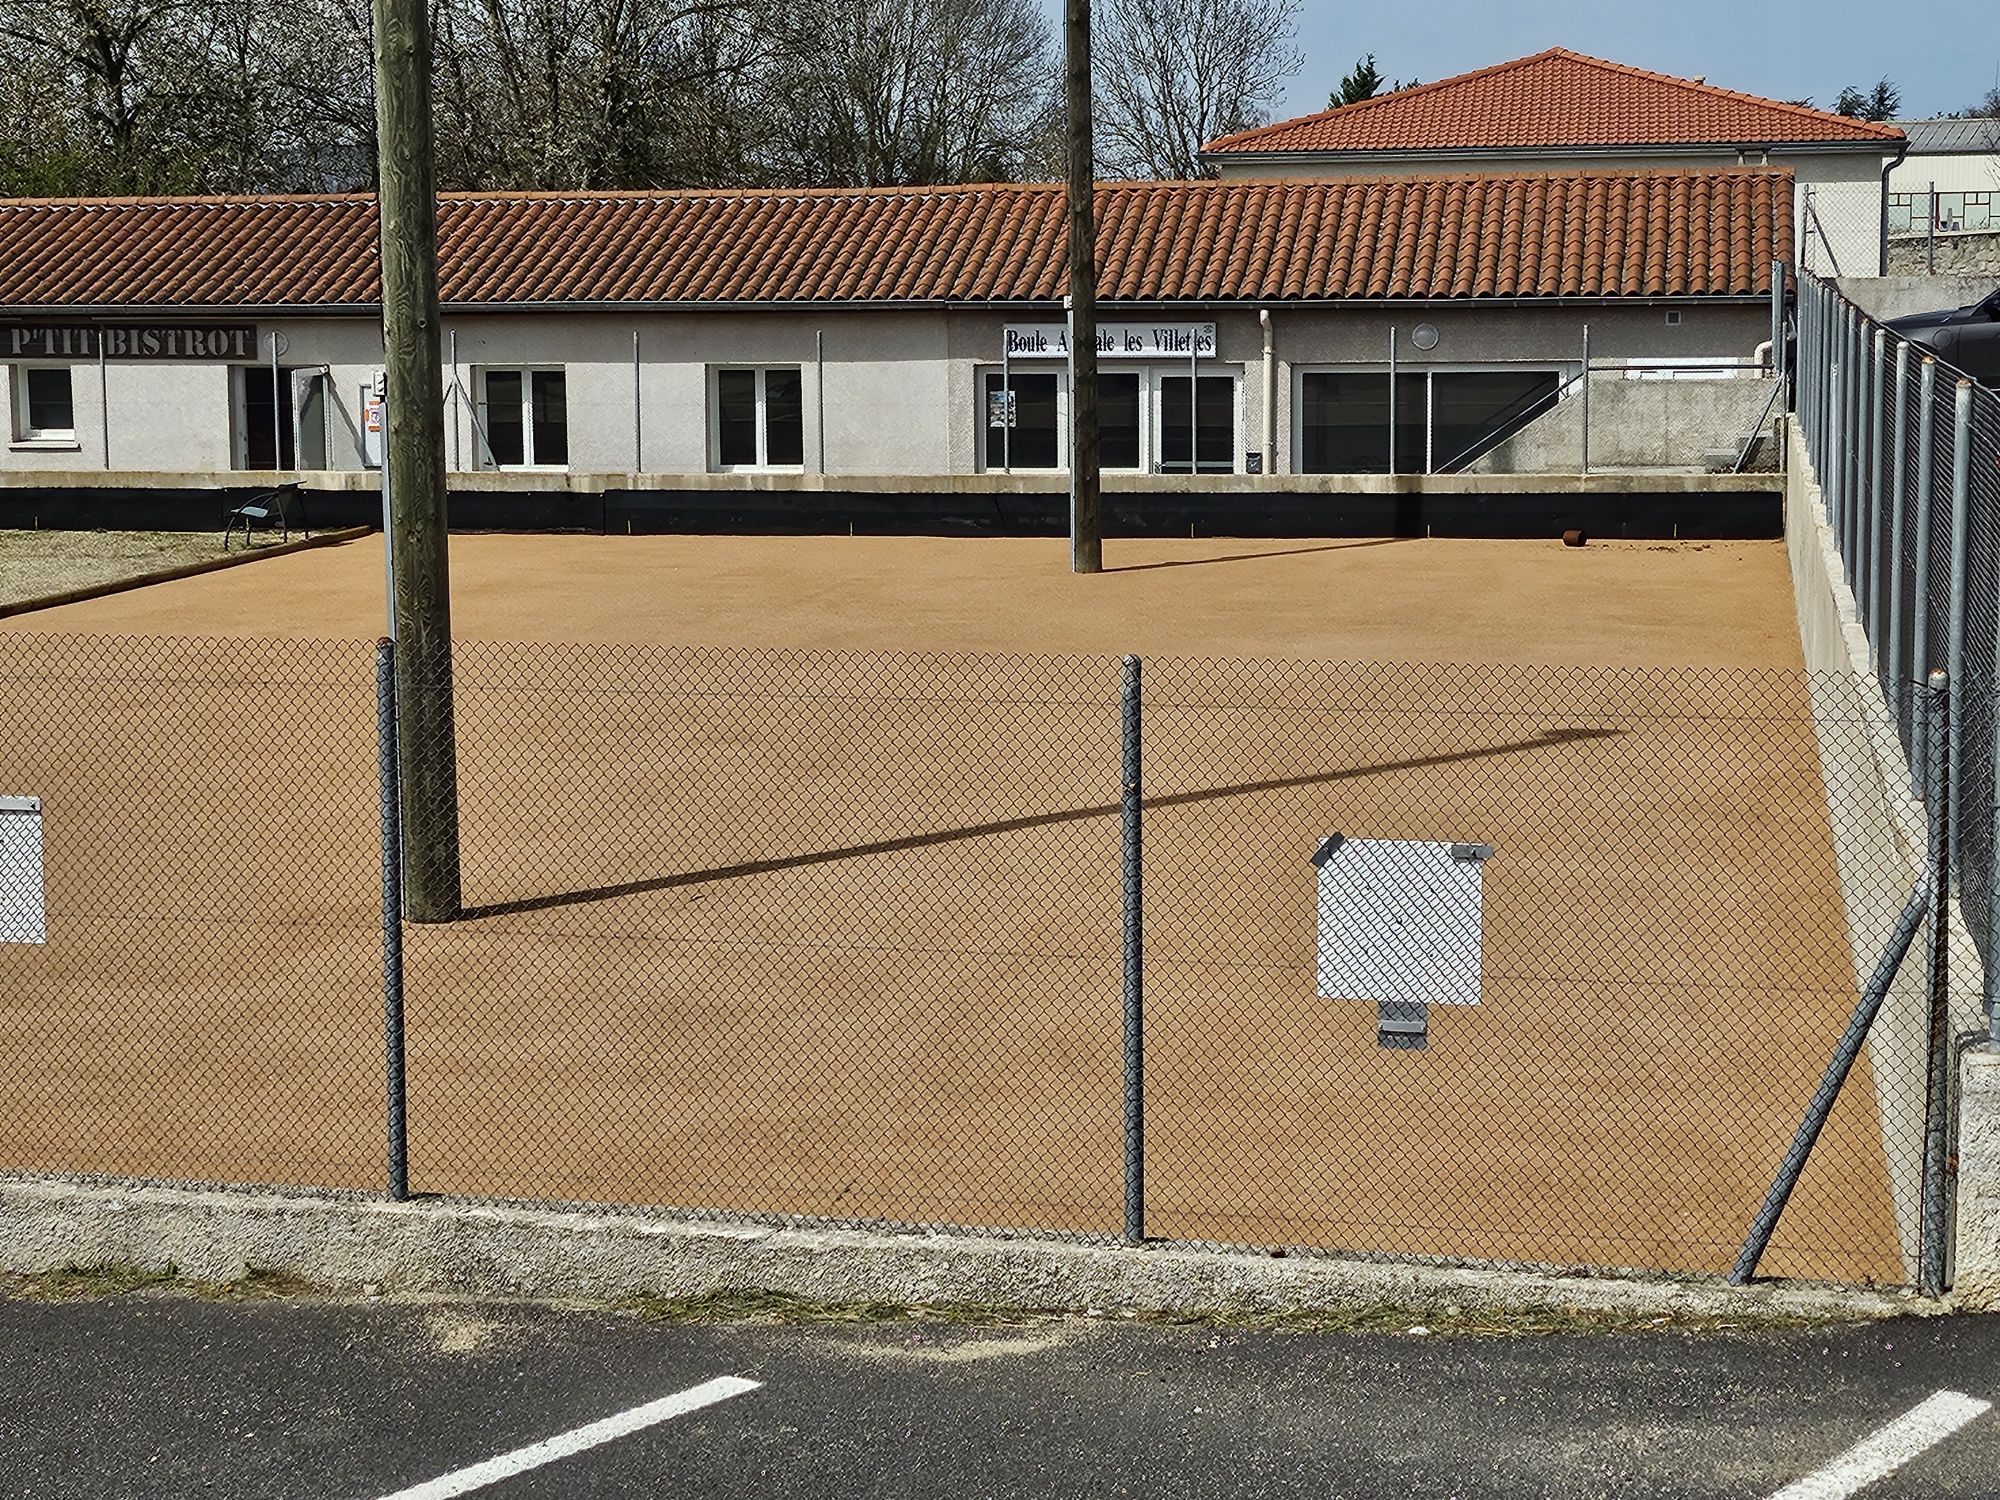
[4,324,259,360]
[1004,323,1217,360]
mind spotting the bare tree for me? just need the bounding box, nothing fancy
[428,0,766,190]
[1093,0,1302,179]
[756,0,1058,187]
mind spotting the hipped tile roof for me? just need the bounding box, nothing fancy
[1205,48,1906,156]
[0,168,1792,311]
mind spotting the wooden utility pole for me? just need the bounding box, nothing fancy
[372,0,461,921]
[1065,0,1102,574]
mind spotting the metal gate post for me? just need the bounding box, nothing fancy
[1911,358,1939,791]
[1921,668,1954,1296]
[1121,654,1144,1245]
[377,638,409,1202]
[1889,340,1910,697]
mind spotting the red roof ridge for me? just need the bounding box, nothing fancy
[1203,45,1575,152]
[1204,45,1905,154]
[1536,47,1906,141]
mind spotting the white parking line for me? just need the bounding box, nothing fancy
[1766,1389,1992,1500]
[371,1374,762,1500]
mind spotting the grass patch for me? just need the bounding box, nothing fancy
[615,1288,1858,1338]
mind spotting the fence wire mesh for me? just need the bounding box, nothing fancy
[0,634,382,1190]
[0,627,1980,1286]
[1794,268,1999,1053]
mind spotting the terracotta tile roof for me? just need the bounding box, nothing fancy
[1204,47,1906,155]
[0,168,1792,311]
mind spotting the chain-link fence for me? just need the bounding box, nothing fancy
[1795,271,2000,1022]
[0,629,1981,1288]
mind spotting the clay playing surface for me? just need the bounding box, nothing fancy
[0,534,1906,1280]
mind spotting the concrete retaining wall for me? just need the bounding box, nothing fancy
[0,1177,1915,1322]
[1469,373,1779,475]
[0,469,1785,540]
[1958,1050,2000,1309]
[1784,419,1987,1285]
[1834,276,1996,323]
[1886,231,2000,278]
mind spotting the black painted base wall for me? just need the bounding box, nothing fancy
[0,483,1781,541]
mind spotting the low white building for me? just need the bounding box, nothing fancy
[1885,119,2000,275]
[1200,48,1905,281]
[0,168,1791,535]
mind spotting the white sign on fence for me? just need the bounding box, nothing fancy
[0,795,46,945]
[1314,836,1487,1008]
[1004,323,1217,360]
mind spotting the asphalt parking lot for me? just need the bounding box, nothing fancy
[6,1289,2000,1499]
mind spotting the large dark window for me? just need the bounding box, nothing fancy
[715,367,804,468]
[1428,371,1561,472]
[982,371,1060,470]
[478,367,567,468]
[1298,372,1423,474]
[1299,369,1561,474]
[1159,374,1235,473]
[1100,372,1141,470]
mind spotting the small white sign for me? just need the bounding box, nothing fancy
[1004,323,1217,361]
[1315,837,1485,1007]
[0,795,46,945]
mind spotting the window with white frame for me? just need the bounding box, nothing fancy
[712,367,804,470]
[476,367,568,469]
[12,366,75,444]
[1295,366,1563,475]
[978,367,1231,473]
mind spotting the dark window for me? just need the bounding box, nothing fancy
[482,369,524,467]
[21,367,73,438]
[1428,371,1562,472]
[1300,370,1558,474]
[1101,373,1141,469]
[982,372,1060,469]
[1159,375,1235,473]
[530,369,568,466]
[240,365,296,469]
[716,368,758,466]
[765,368,804,466]
[715,367,802,468]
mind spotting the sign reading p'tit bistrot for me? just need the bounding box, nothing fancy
[4,324,259,360]
[1004,323,1217,360]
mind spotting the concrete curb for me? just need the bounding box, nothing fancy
[0,525,373,620]
[0,1178,1930,1322]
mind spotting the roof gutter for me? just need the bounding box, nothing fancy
[0,293,1779,319]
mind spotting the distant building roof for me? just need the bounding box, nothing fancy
[0,169,1793,311]
[1203,47,1905,156]
[1895,118,2000,155]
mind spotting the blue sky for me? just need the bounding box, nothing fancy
[1050,1,1999,122]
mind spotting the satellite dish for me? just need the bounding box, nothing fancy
[1411,323,1441,352]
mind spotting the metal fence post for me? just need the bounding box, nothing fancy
[1889,339,1910,696]
[1911,358,1938,785]
[1580,324,1591,477]
[1771,260,1786,388]
[1921,668,1953,1296]
[1120,653,1144,1245]
[377,637,409,1202]
[1828,333,1846,552]
[1865,328,1887,637]
[1846,309,1864,576]
[1947,380,1973,835]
